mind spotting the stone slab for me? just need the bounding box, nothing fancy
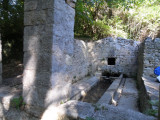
[93,104,155,120]
[47,100,156,120]
[97,91,114,105]
[122,78,138,95]
[97,76,122,105]
[142,77,160,100]
[117,78,139,111]
[111,78,126,106]
[4,108,38,120]
[70,76,99,100]
[118,94,139,111]
[58,101,95,119]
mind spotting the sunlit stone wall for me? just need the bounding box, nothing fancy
[71,37,140,80]
[88,37,140,77]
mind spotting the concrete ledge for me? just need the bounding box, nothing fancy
[118,94,139,111]
[97,74,123,105]
[142,77,159,100]
[122,78,138,96]
[117,78,139,111]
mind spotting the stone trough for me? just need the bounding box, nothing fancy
[69,73,123,105]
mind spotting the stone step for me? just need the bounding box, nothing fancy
[70,76,99,100]
[118,78,139,111]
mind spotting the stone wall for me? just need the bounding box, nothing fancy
[23,0,140,117]
[142,37,160,78]
[89,37,140,77]
[137,37,160,112]
[23,0,76,116]
[0,34,2,84]
[70,37,140,83]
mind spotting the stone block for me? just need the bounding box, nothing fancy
[23,85,48,108]
[53,24,74,38]
[23,70,52,87]
[23,84,71,110]
[52,35,74,55]
[24,25,53,36]
[23,35,53,53]
[122,78,138,96]
[24,25,54,52]
[70,76,99,100]
[24,0,54,11]
[23,52,52,72]
[97,91,114,104]
[24,9,54,26]
[57,100,95,120]
[24,1,38,11]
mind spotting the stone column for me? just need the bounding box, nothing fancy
[23,0,76,116]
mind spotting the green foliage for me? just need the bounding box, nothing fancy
[75,0,160,41]
[145,109,158,117]
[0,0,24,63]
[11,96,25,109]
[85,117,95,120]
[60,100,64,104]
[149,100,159,107]
[92,104,101,111]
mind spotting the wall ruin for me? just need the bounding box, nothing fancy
[23,0,142,117]
[23,0,76,116]
[70,37,140,84]
[142,38,160,78]
[0,34,2,84]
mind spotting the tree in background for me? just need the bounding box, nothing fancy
[75,0,160,41]
[0,0,160,63]
[0,0,24,63]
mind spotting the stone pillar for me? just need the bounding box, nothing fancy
[0,34,2,84]
[23,0,76,116]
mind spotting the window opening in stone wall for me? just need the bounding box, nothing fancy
[108,58,116,65]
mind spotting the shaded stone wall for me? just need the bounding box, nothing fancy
[23,0,76,116]
[142,37,160,78]
[137,37,160,112]
[0,34,2,84]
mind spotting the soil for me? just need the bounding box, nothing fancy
[2,60,23,86]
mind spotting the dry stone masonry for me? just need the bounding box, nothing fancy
[23,0,141,116]
[0,34,2,84]
[142,38,160,78]
[23,0,76,116]
[22,0,159,119]
[137,37,160,113]
[71,37,140,83]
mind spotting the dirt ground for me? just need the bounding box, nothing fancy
[2,60,23,86]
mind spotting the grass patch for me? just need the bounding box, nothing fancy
[145,109,158,117]
[10,96,25,109]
